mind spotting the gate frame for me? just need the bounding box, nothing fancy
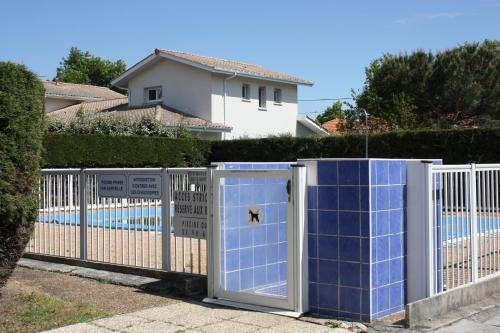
[204,164,308,317]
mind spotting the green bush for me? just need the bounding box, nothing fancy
[43,133,211,168]
[42,127,500,169]
[210,128,500,164]
[0,62,45,289]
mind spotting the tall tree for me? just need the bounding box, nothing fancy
[54,47,126,92]
[354,40,500,129]
[316,101,344,124]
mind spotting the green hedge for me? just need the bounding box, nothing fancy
[0,62,45,289]
[42,127,500,169]
[210,128,500,164]
[43,133,211,168]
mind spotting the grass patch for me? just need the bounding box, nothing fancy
[0,290,112,333]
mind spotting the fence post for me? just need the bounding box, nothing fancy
[470,163,478,283]
[206,165,217,299]
[161,168,171,271]
[423,161,435,296]
[79,169,87,260]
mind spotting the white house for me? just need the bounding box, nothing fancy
[48,49,327,139]
[43,80,124,113]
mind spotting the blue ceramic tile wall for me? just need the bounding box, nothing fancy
[220,163,291,294]
[308,159,407,322]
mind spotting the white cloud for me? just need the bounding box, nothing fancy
[395,12,464,25]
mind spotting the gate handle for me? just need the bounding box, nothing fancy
[286,180,291,202]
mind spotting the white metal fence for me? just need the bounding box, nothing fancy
[427,163,500,294]
[26,168,208,275]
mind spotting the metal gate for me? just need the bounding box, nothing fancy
[205,165,308,316]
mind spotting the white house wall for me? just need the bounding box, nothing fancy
[127,59,213,121]
[212,75,298,139]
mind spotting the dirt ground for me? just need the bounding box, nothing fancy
[0,266,180,315]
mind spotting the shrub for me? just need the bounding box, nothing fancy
[0,62,45,289]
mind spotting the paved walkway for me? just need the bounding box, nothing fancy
[42,301,352,333]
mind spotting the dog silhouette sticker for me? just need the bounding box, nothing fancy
[247,205,261,225]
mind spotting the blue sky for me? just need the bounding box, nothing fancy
[1,0,498,116]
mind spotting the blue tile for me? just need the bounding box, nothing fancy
[371,238,377,262]
[338,161,359,185]
[389,161,401,185]
[362,290,370,315]
[339,237,361,262]
[339,287,361,314]
[266,264,280,284]
[308,210,318,234]
[361,238,370,263]
[376,211,390,236]
[375,160,389,185]
[253,225,267,246]
[254,245,267,266]
[401,161,407,184]
[361,213,370,237]
[318,235,338,260]
[266,224,279,243]
[318,260,338,284]
[360,161,369,185]
[309,259,318,283]
[318,161,338,185]
[318,308,338,317]
[389,185,403,209]
[278,222,287,242]
[254,265,267,286]
[390,258,403,283]
[224,186,239,206]
[371,289,378,315]
[226,250,239,271]
[318,210,338,235]
[361,264,370,289]
[390,282,404,309]
[307,186,318,210]
[226,229,239,250]
[279,262,287,281]
[339,262,361,287]
[279,241,287,262]
[266,244,279,264]
[360,186,370,211]
[239,227,253,248]
[226,271,240,291]
[318,284,338,310]
[240,247,254,269]
[376,186,390,211]
[339,311,361,321]
[376,236,390,262]
[390,209,404,234]
[308,235,317,258]
[265,204,279,224]
[309,283,318,308]
[318,186,338,210]
[390,234,403,258]
[377,285,391,312]
[338,211,360,236]
[376,261,390,287]
[371,187,377,210]
[338,186,360,211]
[240,269,254,290]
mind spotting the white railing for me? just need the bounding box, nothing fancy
[427,163,500,294]
[26,168,208,275]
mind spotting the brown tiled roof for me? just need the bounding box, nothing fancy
[155,49,313,86]
[43,81,125,101]
[47,97,231,131]
[322,119,342,133]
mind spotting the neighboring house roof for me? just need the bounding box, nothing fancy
[43,81,125,101]
[297,115,329,136]
[47,97,232,132]
[322,118,342,133]
[112,49,313,88]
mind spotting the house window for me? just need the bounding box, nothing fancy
[242,84,250,100]
[274,88,282,104]
[145,87,162,103]
[258,86,266,109]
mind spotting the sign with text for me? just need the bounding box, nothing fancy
[188,171,207,188]
[127,174,162,199]
[98,174,127,198]
[172,190,208,239]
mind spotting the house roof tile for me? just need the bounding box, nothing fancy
[43,81,125,101]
